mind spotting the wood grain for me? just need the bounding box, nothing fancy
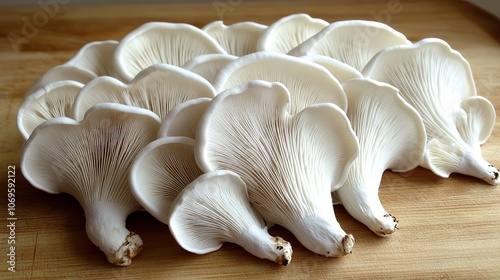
[1,0,499,279]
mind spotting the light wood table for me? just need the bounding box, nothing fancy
[1,0,499,279]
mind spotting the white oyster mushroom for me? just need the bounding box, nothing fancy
[130,137,203,224]
[196,80,359,257]
[158,97,212,139]
[363,38,499,185]
[181,53,238,84]
[24,65,95,96]
[256,13,329,54]
[72,64,216,121]
[454,96,496,155]
[66,40,119,77]
[17,80,84,140]
[337,78,426,236]
[169,170,293,266]
[288,20,411,71]
[114,22,226,82]
[212,51,347,113]
[202,20,267,56]
[20,103,161,266]
[25,40,118,96]
[300,55,362,84]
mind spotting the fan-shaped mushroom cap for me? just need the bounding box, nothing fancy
[18,80,84,140]
[24,65,96,97]
[130,136,203,224]
[114,22,227,82]
[203,20,267,56]
[337,78,426,236]
[21,103,161,266]
[257,13,329,54]
[289,20,410,71]
[300,55,363,84]
[169,170,293,266]
[363,38,499,185]
[455,96,496,153]
[212,51,347,113]
[25,40,118,96]
[182,53,238,84]
[66,40,119,77]
[196,80,359,257]
[72,64,216,121]
[158,97,212,139]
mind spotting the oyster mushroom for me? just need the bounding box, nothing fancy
[65,40,119,77]
[25,40,118,96]
[196,80,359,257]
[169,170,293,266]
[454,96,496,155]
[24,65,95,97]
[72,64,216,121]
[300,55,362,84]
[182,53,238,84]
[158,97,212,139]
[202,20,267,56]
[363,38,499,185]
[336,78,426,236]
[114,22,226,82]
[130,136,204,224]
[20,103,161,266]
[212,51,347,113]
[17,80,84,140]
[256,13,329,54]
[288,20,410,71]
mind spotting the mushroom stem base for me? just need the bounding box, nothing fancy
[237,225,293,266]
[286,214,354,257]
[84,201,143,266]
[458,151,499,186]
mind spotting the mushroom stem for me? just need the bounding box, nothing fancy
[457,151,499,186]
[84,201,142,266]
[336,183,398,237]
[235,225,292,266]
[285,214,354,257]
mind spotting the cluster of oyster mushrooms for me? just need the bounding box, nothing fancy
[18,14,498,267]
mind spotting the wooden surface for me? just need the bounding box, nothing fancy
[1,0,500,279]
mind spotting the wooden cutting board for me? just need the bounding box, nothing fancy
[1,0,499,279]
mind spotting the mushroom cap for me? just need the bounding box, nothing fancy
[289,20,411,71]
[130,136,203,224]
[182,53,238,84]
[158,97,212,139]
[337,78,426,236]
[256,13,329,54]
[202,20,267,56]
[196,80,358,238]
[18,80,84,140]
[168,170,265,254]
[20,103,160,266]
[25,40,118,96]
[21,102,161,208]
[300,55,363,84]
[66,40,119,77]
[114,22,226,82]
[363,38,499,184]
[343,78,426,175]
[362,38,477,121]
[362,38,476,160]
[212,51,347,113]
[455,96,496,148]
[24,65,96,97]
[72,63,216,121]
